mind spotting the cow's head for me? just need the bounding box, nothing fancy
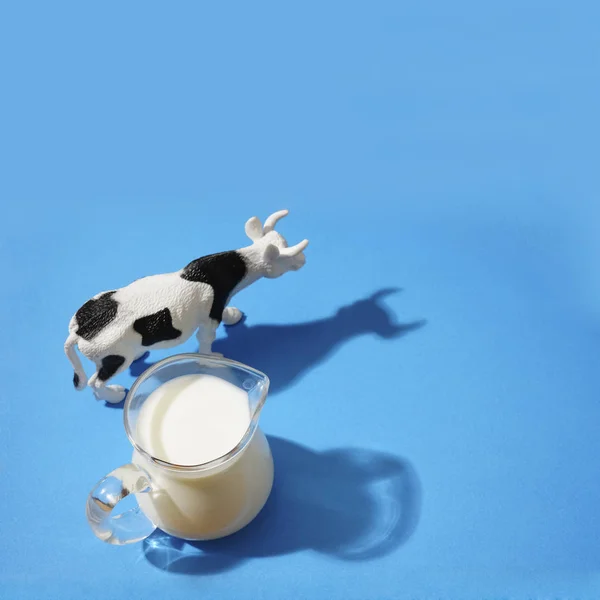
[244,210,309,278]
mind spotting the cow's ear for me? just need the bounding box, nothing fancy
[245,217,263,241]
[263,244,280,262]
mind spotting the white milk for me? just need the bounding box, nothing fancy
[136,374,251,466]
[133,373,274,540]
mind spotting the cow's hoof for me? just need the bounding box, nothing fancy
[222,307,243,326]
[96,385,127,404]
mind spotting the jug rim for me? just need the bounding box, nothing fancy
[124,352,270,473]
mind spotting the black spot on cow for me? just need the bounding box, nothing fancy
[133,308,182,347]
[73,372,80,388]
[75,291,118,341]
[181,251,247,321]
[98,355,126,381]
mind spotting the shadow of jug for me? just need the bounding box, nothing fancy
[143,435,421,574]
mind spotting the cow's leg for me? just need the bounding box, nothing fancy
[222,307,243,326]
[88,354,132,403]
[196,320,221,356]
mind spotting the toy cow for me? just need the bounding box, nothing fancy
[64,210,308,403]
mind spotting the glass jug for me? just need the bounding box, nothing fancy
[86,353,273,545]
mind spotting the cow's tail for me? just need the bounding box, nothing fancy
[64,333,88,390]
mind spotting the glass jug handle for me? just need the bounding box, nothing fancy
[86,463,157,545]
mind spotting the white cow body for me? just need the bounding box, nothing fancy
[73,275,210,360]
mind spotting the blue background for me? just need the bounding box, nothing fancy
[1,1,599,598]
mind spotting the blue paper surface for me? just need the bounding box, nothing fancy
[1,2,599,598]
